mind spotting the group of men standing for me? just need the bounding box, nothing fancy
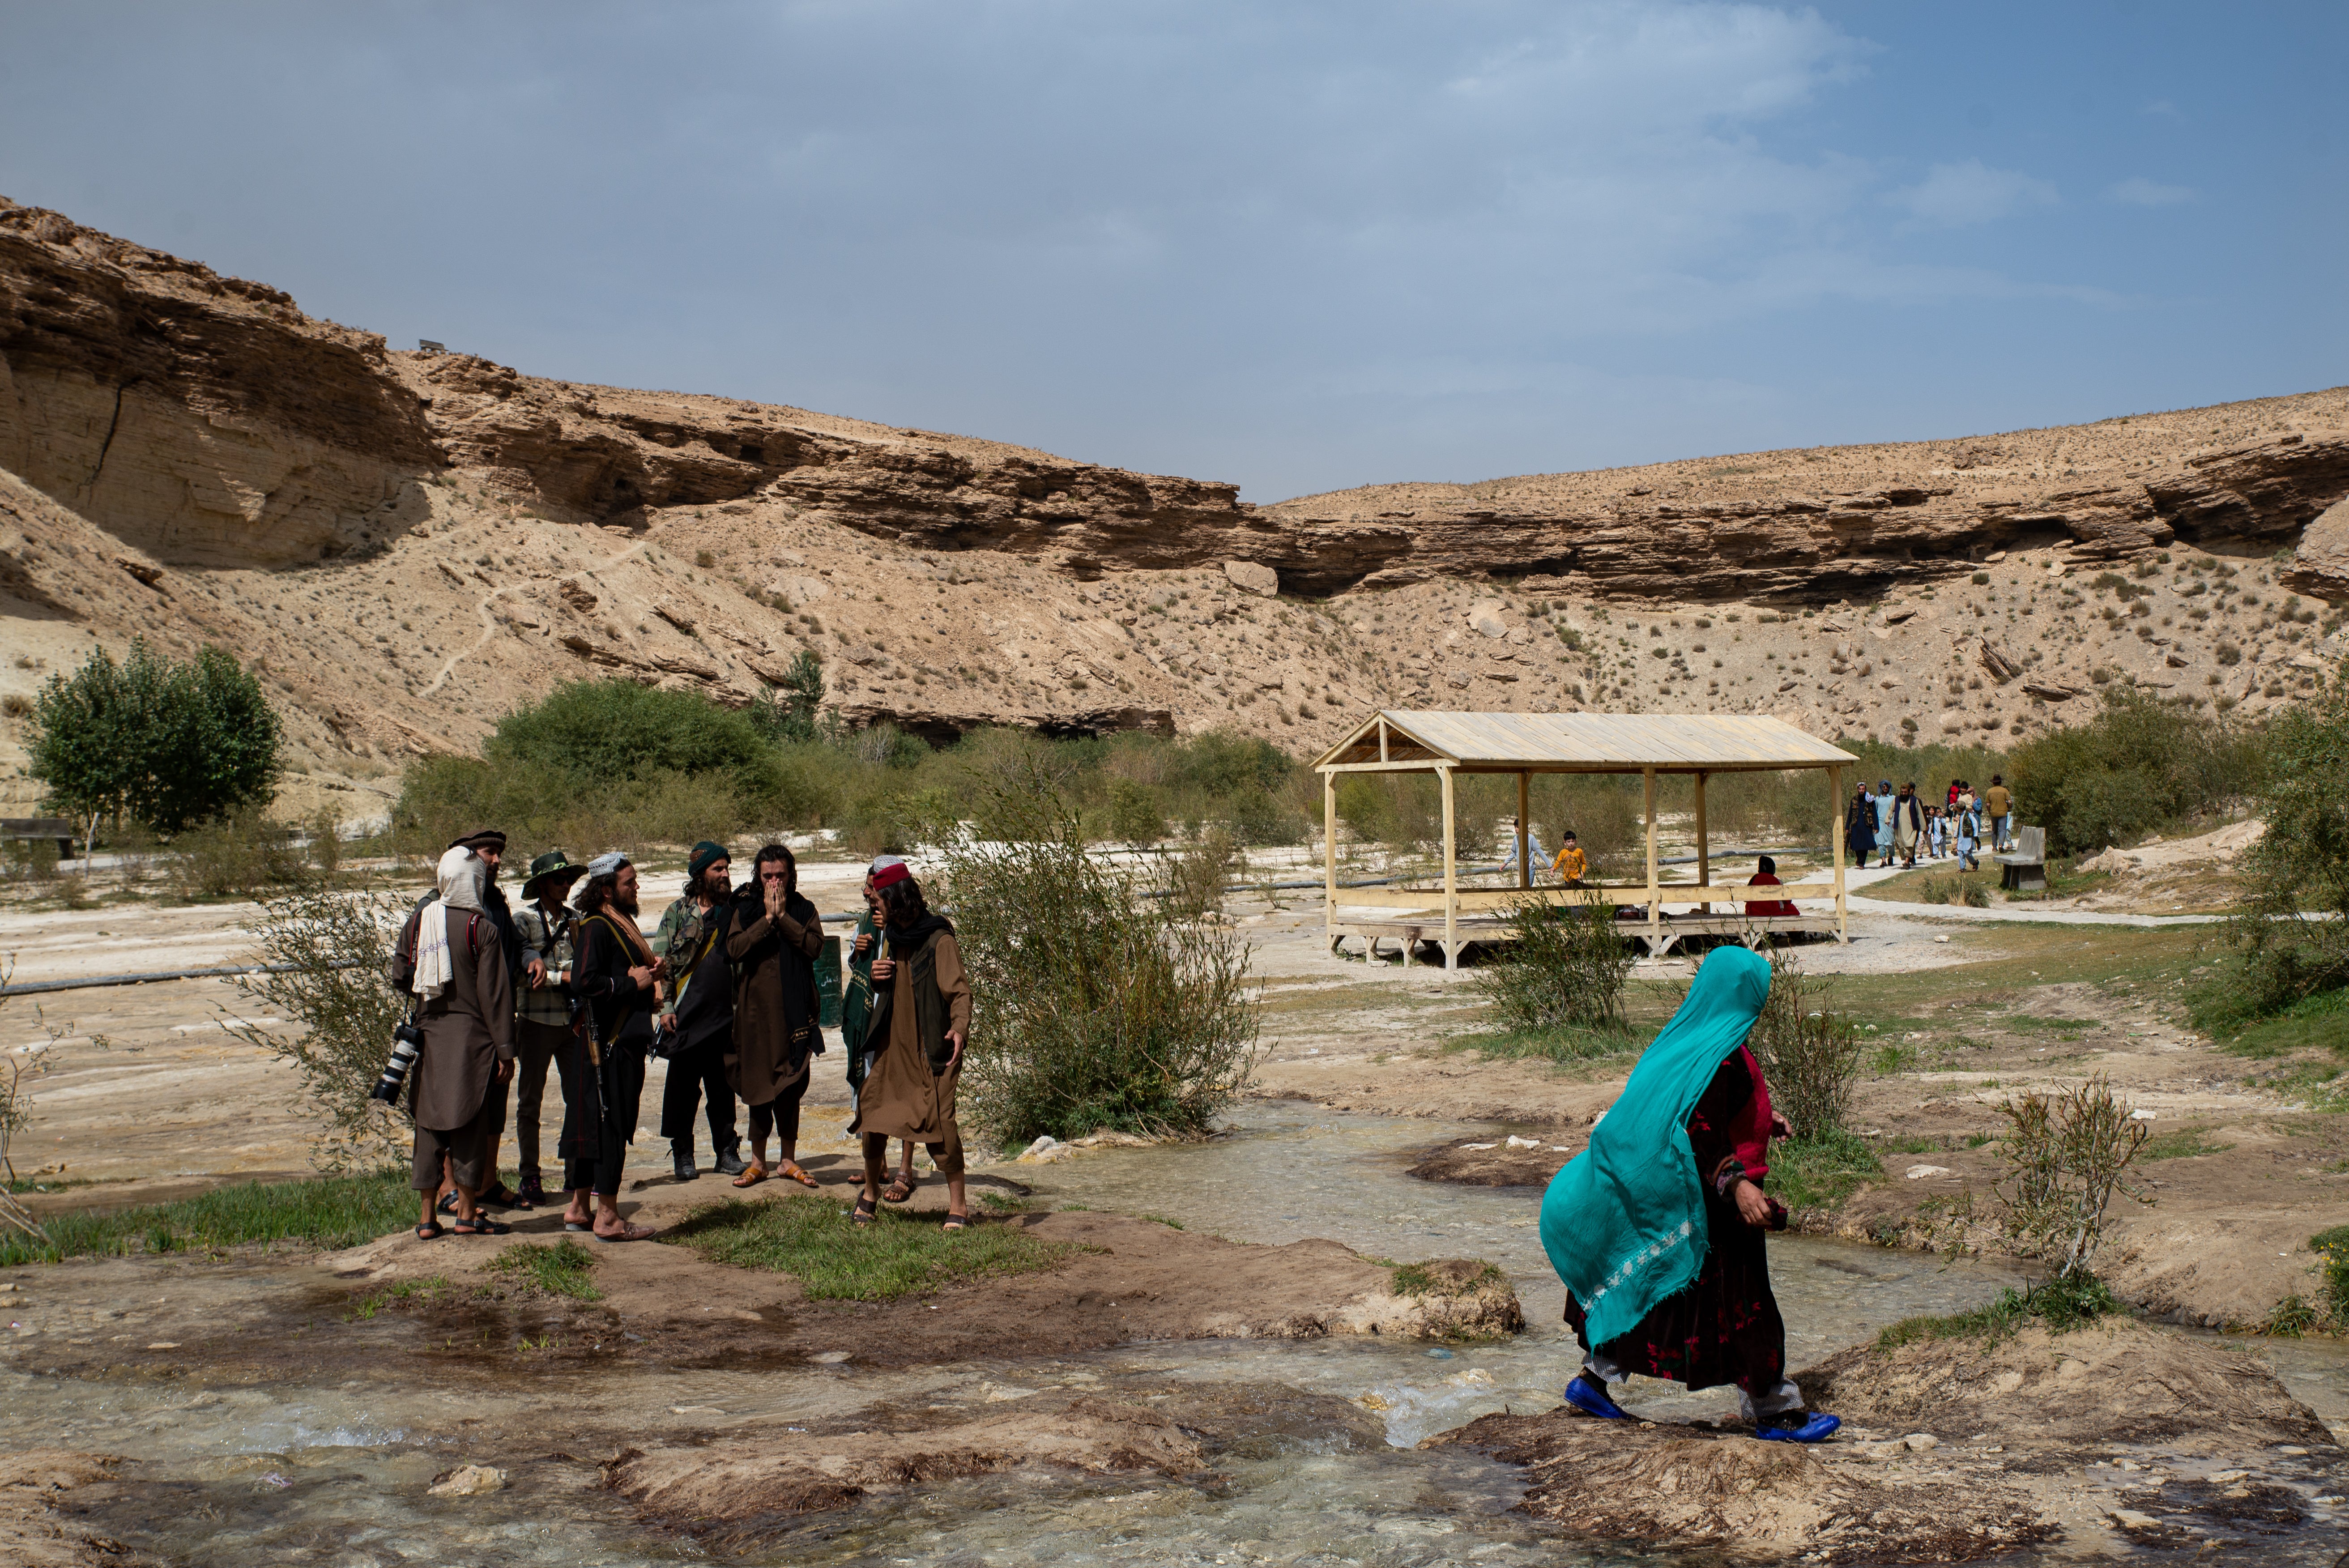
[387,831,977,1240]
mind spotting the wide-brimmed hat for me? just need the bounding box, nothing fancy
[522,849,586,900]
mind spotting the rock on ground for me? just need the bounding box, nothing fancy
[608,1382,1383,1539]
[1428,1317,2346,1562]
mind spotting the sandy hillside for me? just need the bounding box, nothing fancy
[2,193,2346,825]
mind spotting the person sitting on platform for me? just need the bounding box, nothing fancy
[1743,855,1799,920]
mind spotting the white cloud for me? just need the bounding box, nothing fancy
[2106,176,2196,207]
[1890,159,2059,226]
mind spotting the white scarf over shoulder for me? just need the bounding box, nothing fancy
[412,848,487,1000]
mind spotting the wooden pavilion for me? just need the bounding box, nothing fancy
[1312,710,1861,969]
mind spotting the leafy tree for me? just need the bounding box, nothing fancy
[2007,686,2263,854]
[747,650,830,744]
[28,642,281,836]
[487,678,769,789]
[2220,656,2349,1013]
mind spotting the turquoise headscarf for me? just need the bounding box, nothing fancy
[1538,946,1772,1350]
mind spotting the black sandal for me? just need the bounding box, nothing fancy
[942,1210,969,1232]
[414,1222,445,1241]
[881,1175,916,1204]
[852,1195,877,1227]
[450,1217,510,1236]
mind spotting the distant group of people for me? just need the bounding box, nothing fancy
[1844,775,2012,873]
[386,831,973,1242]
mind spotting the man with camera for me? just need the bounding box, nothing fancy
[392,848,518,1239]
[652,840,747,1182]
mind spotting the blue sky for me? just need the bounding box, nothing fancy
[1,2,2340,501]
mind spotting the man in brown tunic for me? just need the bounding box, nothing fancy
[395,848,516,1238]
[849,863,973,1228]
[724,843,826,1188]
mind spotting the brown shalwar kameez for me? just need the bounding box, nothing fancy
[849,921,972,1176]
[725,887,824,1146]
[402,904,516,1192]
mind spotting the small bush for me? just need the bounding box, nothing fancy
[1476,895,1633,1036]
[1164,828,1236,920]
[168,811,314,899]
[28,640,282,835]
[1993,1076,2150,1277]
[947,770,1260,1145]
[225,888,416,1170]
[1748,947,1862,1141]
[2310,1225,2349,1325]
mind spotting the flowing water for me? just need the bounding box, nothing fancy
[11,1103,2349,1565]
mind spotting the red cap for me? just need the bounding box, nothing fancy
[871,861,912,891]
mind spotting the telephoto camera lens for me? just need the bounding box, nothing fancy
[369,1024,424,1103]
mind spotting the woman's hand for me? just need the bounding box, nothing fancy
[871,956,895,984]
[1769,1111,1793,1141]
[1733,1179,1774,1228]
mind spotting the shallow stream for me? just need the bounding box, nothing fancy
[11,1104,2349,1565]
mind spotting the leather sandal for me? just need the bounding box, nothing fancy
[414,1221,445,1241]
[881,1175,916,1204]
[942,1210,969,1232]
[776,1160,820,1189]
[594,1222,656,1243]
[732,1162,767,1189]
[852,1195,877,1227]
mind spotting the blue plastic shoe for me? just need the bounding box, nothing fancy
[1754,1411,1841,1443]
[1561,1373,1633,1421]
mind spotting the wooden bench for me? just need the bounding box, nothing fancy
[0,818,77,859]
[1995,824,2046,893]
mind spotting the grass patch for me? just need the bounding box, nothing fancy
[1443,1027,1638,1065]
[662,1194,1076,1302]
[2140,1127,2229,1161]
[2201,986,2349,1061]
[4,1175,96,1195]
[1876,1272,2121,1351]
[1769,1132,1883,1214]
[485,1239,603,1301]
[1137,1213,1185,1230]
[348,1275,454,1320]
[1392,1259,1505,1297]
[0,1171,415,1266]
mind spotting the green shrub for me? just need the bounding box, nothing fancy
[1475,895,1633,1036]
[2204,657,2349,1019]
[946,770,1259,1146]
[1749,947,1862,1141]
[489,678,772,792]
[2008,686,2263,854]
[225,888,416,1170]
[167,812,313,899]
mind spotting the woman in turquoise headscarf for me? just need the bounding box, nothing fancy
[1538,945,1839,1442]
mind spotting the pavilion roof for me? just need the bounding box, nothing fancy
[1313,709,1859,774]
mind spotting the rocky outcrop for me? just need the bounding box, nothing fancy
[0,199,438,568]
[2284,495,2349,600]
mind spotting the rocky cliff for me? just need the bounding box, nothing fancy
[1,195,2345,820]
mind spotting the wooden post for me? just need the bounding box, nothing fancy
[1829,764,1847,943]
[1441,766,1458,971]
[1516,771,1530,890]
[1323,769,1338,949]
[1643,766,1660,955]
[1695,769,1710,912]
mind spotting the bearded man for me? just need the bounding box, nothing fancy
[725,843,826,1189]
[441,829,540,1212]
[653,840,747,1181]
[392,848,516,1238]
[563,853,665,1242]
